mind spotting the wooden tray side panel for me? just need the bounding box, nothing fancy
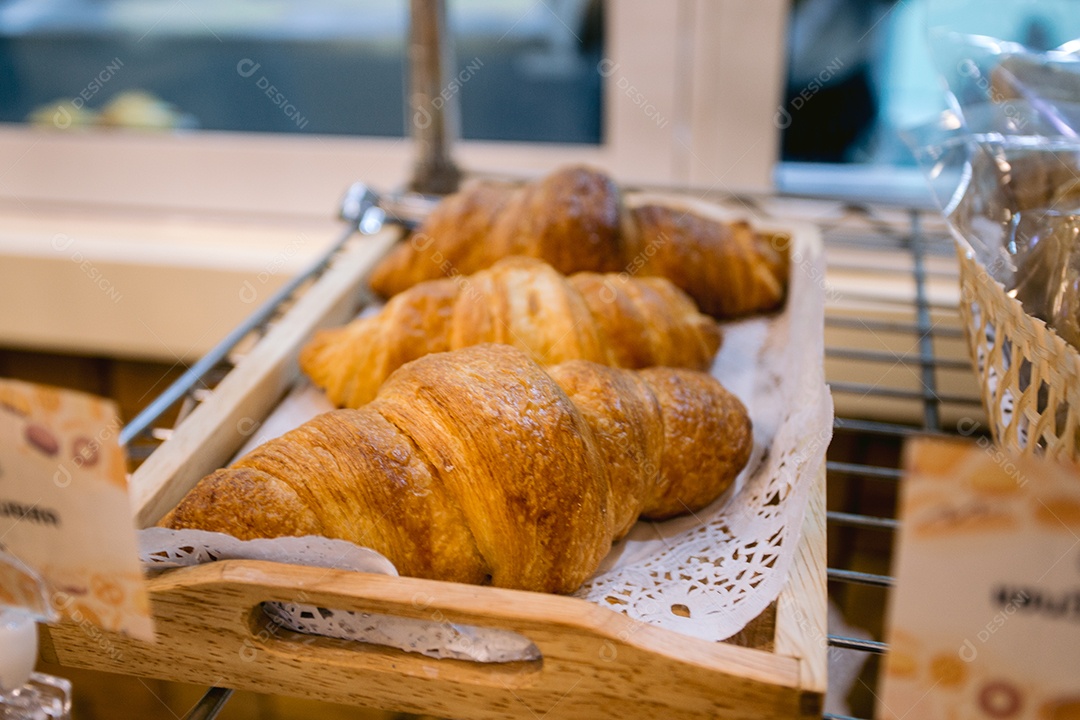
[43,561,815,720]
[129,232,397,527]
[773,466,828,710]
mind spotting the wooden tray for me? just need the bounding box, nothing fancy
[39,222,827,719]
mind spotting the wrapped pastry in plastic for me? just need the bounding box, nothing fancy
[912,7,1080,350]
[1011,186,1080,348]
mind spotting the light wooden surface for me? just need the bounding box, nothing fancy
[129,229,397,527]
[685,0,787,188]
[823,242,980,427]
[0,201,342,361]
[42,548,821,720]
[774,467,828,698]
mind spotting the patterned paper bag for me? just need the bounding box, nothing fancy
[881,437,1080,719]
[0,379,153,641]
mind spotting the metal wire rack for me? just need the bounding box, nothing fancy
[114,188,983,720]
[811,203,985,719]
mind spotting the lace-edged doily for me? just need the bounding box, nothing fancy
[573,237,832,637]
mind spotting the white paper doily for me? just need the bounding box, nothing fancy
[574,232,832,638]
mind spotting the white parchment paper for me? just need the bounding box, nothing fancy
[140,227,831,661]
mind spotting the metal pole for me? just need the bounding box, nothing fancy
[182,687,233,720]
[407,0,462,195]
[119,184,384,448]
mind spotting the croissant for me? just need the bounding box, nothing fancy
[163,344,752,594]
[369,166,789,318]
[301,256,722,409]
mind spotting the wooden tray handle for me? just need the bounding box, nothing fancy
[183,560,791,678]
[45,559,807,717]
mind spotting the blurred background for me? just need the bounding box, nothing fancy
[0,0,1074,171]
[0,0,604,143]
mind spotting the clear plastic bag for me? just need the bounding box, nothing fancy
[910,1,1080,346]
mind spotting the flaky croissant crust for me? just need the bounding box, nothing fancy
[164,344,752,594]
[369,166,790,318]
[300,256,722,409]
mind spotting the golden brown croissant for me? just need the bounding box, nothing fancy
[301,256,722,409]
[369,166,789,318]
[163,344,752,594]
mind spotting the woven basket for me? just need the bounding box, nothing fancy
[956,243,1080,460]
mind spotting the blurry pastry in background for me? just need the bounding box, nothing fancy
[98,91,193,130]
[27,90,196,131]
[26,100,99,129]
[991,54,1080,108]
[1000,150,1080,214]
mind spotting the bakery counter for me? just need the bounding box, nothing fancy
[0,200,340,362]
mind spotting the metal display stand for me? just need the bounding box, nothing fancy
[814,204,978,718]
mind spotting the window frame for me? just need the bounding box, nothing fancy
[0,0,788,219]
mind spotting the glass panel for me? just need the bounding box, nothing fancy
[0,0,602,143]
